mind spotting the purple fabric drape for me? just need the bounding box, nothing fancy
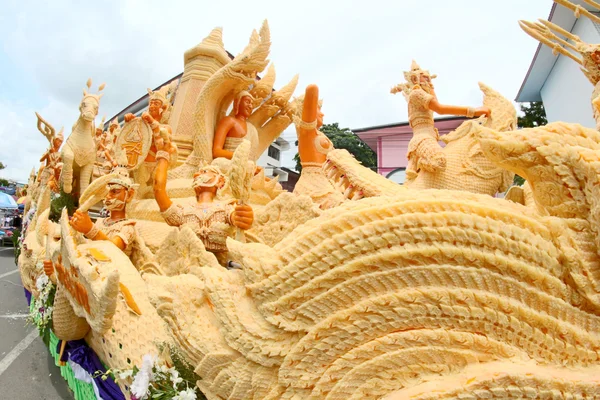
[57,340,126,400]
[25,280,124,399]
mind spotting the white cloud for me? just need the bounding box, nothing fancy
[0,0,554,178]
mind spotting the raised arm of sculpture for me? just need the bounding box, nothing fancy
[296,84,332,165]
[291,84,344,209]
[152,139,177,212]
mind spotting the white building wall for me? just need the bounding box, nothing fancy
[540,17,600,128]
[256,143,289,181]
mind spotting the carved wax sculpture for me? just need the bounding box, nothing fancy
[153,138,253,263]
[293,84,344,209]
[35,112,64,192]
[22,19,600,400]
[168,21,298,180]
[69,167,138,258]
[213,90,259,162]
[61,79,105,196]
[520,0,600,130]
[95,131,117,176]
[120,85,175,198]
[391,61,490,183]
[405,82,516,196]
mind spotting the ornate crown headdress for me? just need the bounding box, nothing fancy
[108,153,137,190]
[403,60,437,84]
[55,127,64,142]
[147,86,168,104]
[391,60,437,98]
[110,117,119,128]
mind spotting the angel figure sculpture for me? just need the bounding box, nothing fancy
[391,61,489,183]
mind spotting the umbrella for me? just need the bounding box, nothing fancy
[0,193,18,209]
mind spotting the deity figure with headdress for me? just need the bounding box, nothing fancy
[391,61,490,183]
[117,85,177,198]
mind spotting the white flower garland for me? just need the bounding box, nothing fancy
[28,270,56,334]
[96,353,198,400]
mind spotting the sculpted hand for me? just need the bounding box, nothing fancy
[70,210,94,234]
[124,113,136,123]
[155,136,176,153]
[43,259,54,277]
[231,204,254,230]
[141,112,155,124]
[474,107,491,118]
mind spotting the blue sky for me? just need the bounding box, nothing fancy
[0,0,555,182]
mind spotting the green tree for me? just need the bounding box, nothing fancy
[513,102,548,186]
[293,123,377,173]
[517,101,547,128]
[0,162,8,186]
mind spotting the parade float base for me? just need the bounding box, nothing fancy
[28,293,123,400]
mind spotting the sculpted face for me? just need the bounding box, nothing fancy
[192,168,225,198]
[238,96,253,118]
[80,98,99,122]
[104,185,129,211]
[148,99,164,120]
[53,138,63,150]
[419,74,434,92]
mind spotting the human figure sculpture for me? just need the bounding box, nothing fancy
[391,61,489,182]
[34,112,64,192]
[123,87,173,197]
[39,131,64,190]
[213,90,259,161]
[93,116,106,148]
[96,131,117,176]
[69,168,138,257]
[153,138,254,264]
[293,84,344,209]
[61,79,105,195]
[108,117,121,140]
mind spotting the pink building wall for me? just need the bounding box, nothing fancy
[354,116,467,178]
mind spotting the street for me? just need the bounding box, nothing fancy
[0,246,73,399]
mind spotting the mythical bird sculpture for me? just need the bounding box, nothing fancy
[142,119,600,398]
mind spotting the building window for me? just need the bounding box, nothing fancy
[268,145,280,161]
[386,168,406,185]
